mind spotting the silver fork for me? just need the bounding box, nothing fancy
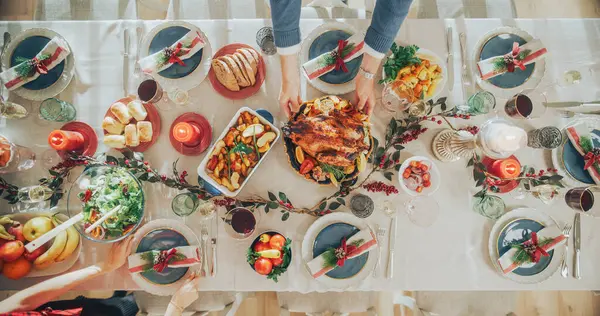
[133,27,143,80]
[560,223,573,278]
[201,226,210,277]
[373,225,386,277]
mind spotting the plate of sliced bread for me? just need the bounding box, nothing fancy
[102,96,161,152]
[209,43,265,100]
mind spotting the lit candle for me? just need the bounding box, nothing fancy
[490,158,521,179]
[172,122,201,146]
[48,130,84,151]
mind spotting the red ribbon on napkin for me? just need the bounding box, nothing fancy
[333,40,349,73]
[335,237,358,267]
[153,248,178,272]
[505,42,526,73]
[522,232,549,263]
[584,149,600,170]
[31,57,49,75]
[167,43,186,66]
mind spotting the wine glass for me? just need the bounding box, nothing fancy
[565,186,600,217]
[504,89,547,120]
[223,207,261,240]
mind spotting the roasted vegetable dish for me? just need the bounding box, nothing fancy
[283,96,371,185]
[205,111,277,192]
[381,44,443,102]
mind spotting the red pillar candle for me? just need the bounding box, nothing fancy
[490,158,521,179]
[173,122,201,146]
[48,130,85,151]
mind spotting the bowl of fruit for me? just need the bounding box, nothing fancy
[398,156,440,196]
[246,231,292,283]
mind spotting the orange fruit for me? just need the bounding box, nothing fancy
[2,257,32,280]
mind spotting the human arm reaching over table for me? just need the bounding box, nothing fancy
[0,236,135,313]
[269,0,413,116]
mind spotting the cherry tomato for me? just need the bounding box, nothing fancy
[253,242,270,253]
[419,163,429,172]
[271,255,284,267]
[269,234,287,250]
[254,258,273,275]
[416,186,423,193]
[299,157,316,175]
[422,173,431,181]
[409,161,418,168]
[403,172,411,179]
[423,181,431,188]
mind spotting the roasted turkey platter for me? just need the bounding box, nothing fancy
[282,96,372,186]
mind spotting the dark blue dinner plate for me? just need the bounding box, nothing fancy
[308,30,362,85]
[149,26,203,79]
[497,218,553,277]
[312,222,368,279]
[10,35,65,90]
[562,129,600,184]
[136,228,189,285]
[479,33,534,89]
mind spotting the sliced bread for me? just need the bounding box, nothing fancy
[229,53,252,86]
[220,55,250,88]
[246,47,259,63]
[211,59,240,91]
[237,48,258,74]
[233,52,255,86]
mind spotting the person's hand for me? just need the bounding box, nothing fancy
[279,54,302,118]
[354,72,376,116]
[100,235,135,273]
[170,272,200,311]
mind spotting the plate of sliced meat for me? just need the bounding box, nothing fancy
[208,43,266,100]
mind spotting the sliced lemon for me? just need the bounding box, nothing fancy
[259,234,271,243]
[357,152,367,172]
[242,124,264,138]
[258,249,281,259]
[295,146,305,164]
[329,172,339,187]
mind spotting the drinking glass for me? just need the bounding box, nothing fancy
[0,100,28,119]
[380,85,410,113]
[565,186,600,217]
[407,100,431,117]
[504,89,547,119]
[17,185,53,203]
[472,194,505,219]
[137,75,171,110]
[223,207,260,240]
[405,198,439,227]
[167,88,189,106]
[39,98,76,122]
[172,192,199,217]
[527,126,563,149]
[40,149,62,168]
[255,26,276,55]
[455,91,496,115]
[0,135,36,173]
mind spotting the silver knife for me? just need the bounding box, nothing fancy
[210,214,218,277]
[386,217,396,279]
[123,28,130,95]
[543,101,600,108]
[446,27,454,91]
[573,213,581,279]
[459,32,472,100]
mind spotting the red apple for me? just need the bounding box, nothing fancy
[0,240,24,262]
[8,223,26,243]
[24,244,47,262]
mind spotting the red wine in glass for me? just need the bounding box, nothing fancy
[505,94,533,118]
[138,79,163,103]
[565,188,594,212]
[231,208,257,235]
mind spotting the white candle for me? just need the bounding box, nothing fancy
[482,120,527,156]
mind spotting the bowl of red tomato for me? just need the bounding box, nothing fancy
[398,156,440,196]
[246,231,292,282]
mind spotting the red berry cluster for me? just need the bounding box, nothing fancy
[452,114,471,119]
[459,126,480,135]
[363,181,399,195]
[379,155,400,169]
[396,127,428,145]
[214,197,236,207]
[178,170,189,183]
[425,116,443,125]
[525,168,558,178]
[316,210,333,216]
[50,158,87,171]
[278,200,294,208]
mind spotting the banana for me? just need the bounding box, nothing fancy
[34,229,67,268]
[34,259,54,270]
[53,215,80,262]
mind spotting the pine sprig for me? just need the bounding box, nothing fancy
[138,250,187,273]
[317,42,356,68]
[14,54,51,79]
[510,237,554,266]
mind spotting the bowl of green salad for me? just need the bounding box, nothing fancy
[67,165,145,243]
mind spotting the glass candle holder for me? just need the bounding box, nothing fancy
[39,98,76,122]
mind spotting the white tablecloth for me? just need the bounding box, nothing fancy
[1,19,600,292]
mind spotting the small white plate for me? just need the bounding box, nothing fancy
[398,156,440,197]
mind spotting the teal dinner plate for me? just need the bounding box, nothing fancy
[312,222,368,279]
[562,129,600,184]
[149,26,203,79]
[10,35,64,90]
[136,228,189,285]
[308,30,361,85]
[496,218,553,276]
[479,33,534,89]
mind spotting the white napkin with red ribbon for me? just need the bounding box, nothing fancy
[302,34,364,81]
[0,36,71,91]
[138,30,206,75]
[128,246,201,273]
[566,125,600,184]
[306,229,377,279]
[497,225,565,275]
[477,39,547,81]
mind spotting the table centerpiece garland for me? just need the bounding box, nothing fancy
[0,97,520,221]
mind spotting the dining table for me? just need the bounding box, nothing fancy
[1,18,600,293]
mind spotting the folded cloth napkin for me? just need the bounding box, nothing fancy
[566,125,600,184]
[302,33,364,81]
[128,246,200,273]
[307,229,377,279]
[0,36,71,91]
[477,39,547,81]
[138,30,206,75]
[497,225,566,274]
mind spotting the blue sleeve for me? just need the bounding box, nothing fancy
[269,0,302,48]
[365,0,413,54]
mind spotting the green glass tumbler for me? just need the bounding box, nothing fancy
[171,192,199,217]
[39,98,76,122]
